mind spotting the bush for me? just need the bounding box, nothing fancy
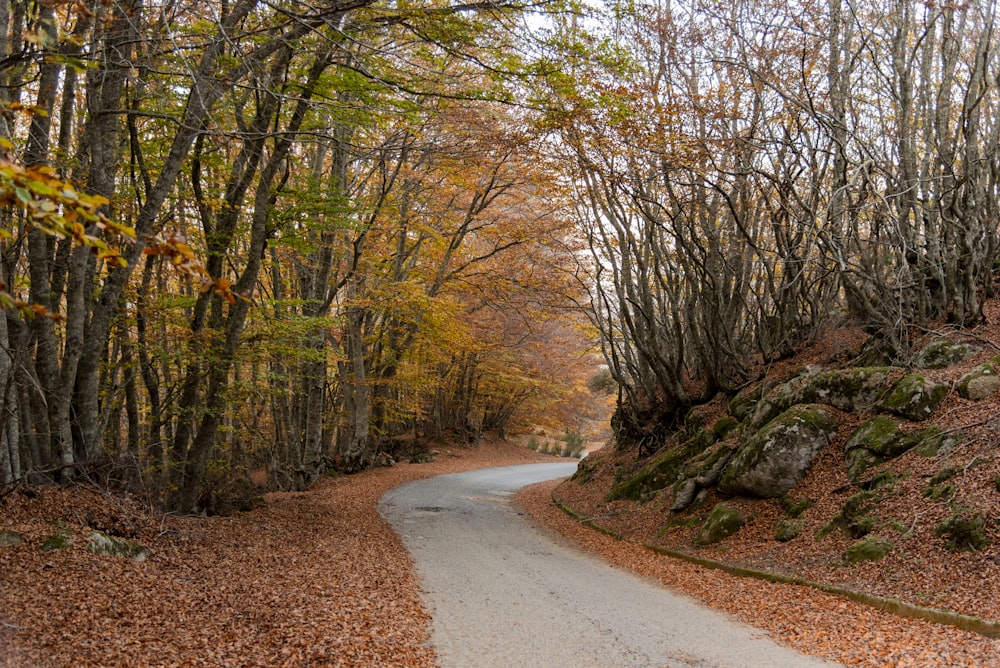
[561,430,585,458]
[587,368,616,394]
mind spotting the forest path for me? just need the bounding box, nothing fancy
[380,463,839,668]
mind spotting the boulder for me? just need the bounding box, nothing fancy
[86,531,150,562]
[41,531,73,552]
[747,368,893,431]
[958,364,1000,401]
[775,519,803,542]
[878,373,947,421]
[712,416,739,440]
[0,530,22,547]
[843,416,905,482]
[692,503,744,546]
[728,388,762,422]
[913,338,977,369]
[901,425,963,458]
[852,336,901,367]
[719,405,837,498]
[606,429,716,502]
[843,536,892,564]
[833,490,880,538]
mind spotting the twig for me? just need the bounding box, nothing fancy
[963,456,982,476]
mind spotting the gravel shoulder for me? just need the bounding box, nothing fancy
[381,463,838,668]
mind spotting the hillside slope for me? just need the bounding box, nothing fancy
[554,312,1000,629]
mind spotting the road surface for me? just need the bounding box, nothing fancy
[380,462,839,668]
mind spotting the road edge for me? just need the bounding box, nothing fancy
[551,493,1000,640]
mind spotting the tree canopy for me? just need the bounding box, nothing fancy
[1,0,998,507]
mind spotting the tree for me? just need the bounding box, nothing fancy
[542,0,1000,449]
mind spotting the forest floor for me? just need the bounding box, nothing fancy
[522,480,1000,667]
[0,440,554,667]
[3,428,999,666]
[520,309,1000,668]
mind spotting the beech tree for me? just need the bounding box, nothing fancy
[544,0,1000,447]
[0,0,592,508]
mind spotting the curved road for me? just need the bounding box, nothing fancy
[379,463,839,668]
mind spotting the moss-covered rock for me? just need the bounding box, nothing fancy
[853,336,901,367]
[571,456,598,484]
[606,430,715,502]
[844,448,881,484]
[719,405,837,499]
[878,373,947,421]
[747,368,894,431]
[928,466,959,486]
[900,425,963,457]
[41,530,73,552]
[684,427,717,453]
[923,461,987,497]
[936,509,989,552]
[846,416,906,457]
[913,338,977,369]
[692,503,744,546]
[861,469,899,492]
[712,416,739,440]
[843,416,906,481]
[0,530,22,547]
[843,536,892,563]
[823,490,881,539]
[958,364,1000,401]
[923,481,956,501]
[779,496,812,518]
[86,531,151,562]
[686,443,736,487]
[775,519,804,542]
[728,385,769,422]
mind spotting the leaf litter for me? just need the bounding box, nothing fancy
[0,441,551,667]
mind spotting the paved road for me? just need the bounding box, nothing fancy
[379,463,839,668]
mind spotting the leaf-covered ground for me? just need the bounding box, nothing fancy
[521,480,1000,666]
[0,441,553,667]
[523,312,1000,667]
[4,428,1000,666]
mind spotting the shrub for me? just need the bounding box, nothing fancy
[561,430,585,458]
[588,368,616,394]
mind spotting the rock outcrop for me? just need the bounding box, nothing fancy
[719,405,837,498]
